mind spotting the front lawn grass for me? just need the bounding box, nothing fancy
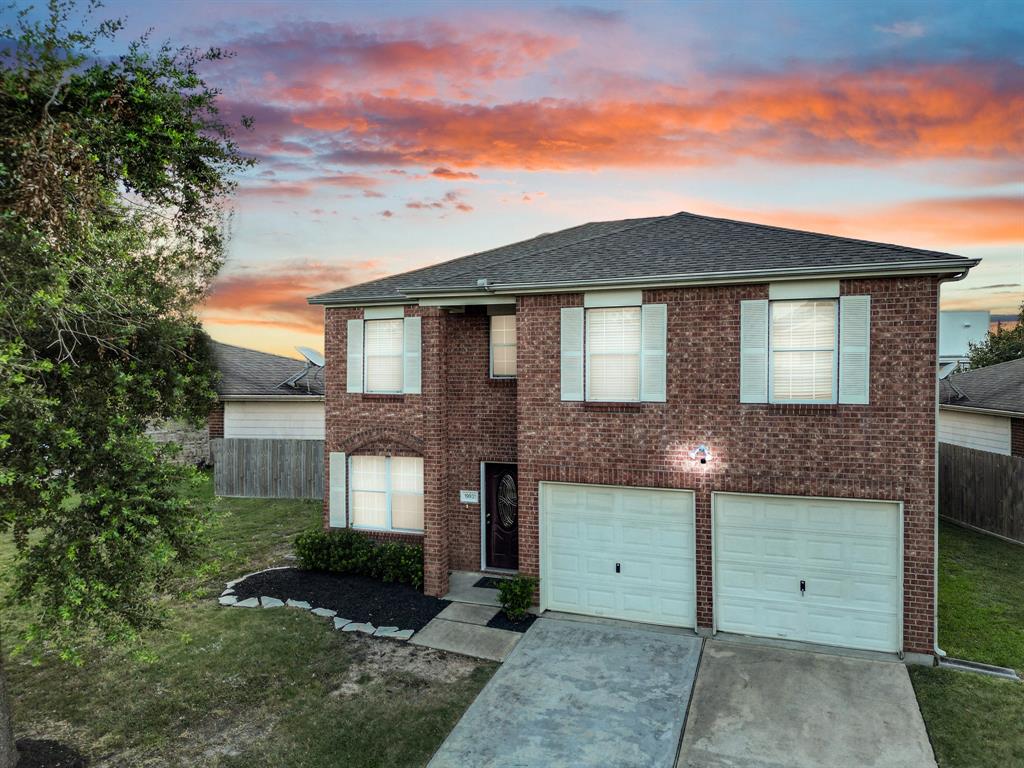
[2,475,494,767]
[910,521,1024,768]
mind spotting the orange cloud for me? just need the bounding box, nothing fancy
[273,61,1021,170]
[236,174,381,199]
[225,23,571,102]
[700,195,1022,248]
[201,261,386,334]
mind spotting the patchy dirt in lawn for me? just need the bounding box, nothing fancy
[329,634,479,698]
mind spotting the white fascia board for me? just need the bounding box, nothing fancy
[939,404,1023,418]
[219,394,325,402]
[418,295,517,307]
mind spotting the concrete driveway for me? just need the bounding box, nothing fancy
[428,616,703,768]
[677,641,936,768]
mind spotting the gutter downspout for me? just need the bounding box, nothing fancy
[933,269,972,661]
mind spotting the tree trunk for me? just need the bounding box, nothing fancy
[0,635,16,768]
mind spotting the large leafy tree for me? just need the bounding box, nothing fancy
[967,301,1024,369]
[0,3,251,764]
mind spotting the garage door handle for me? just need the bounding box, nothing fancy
[800,580,806,595]
[615,562,621,574]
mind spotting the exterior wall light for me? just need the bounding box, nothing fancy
[689,444,713,464]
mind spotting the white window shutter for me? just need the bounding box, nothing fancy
[839,295,871,404]
[560,307,585,401]
[403,316,422,394]
[740,299,769,403]
[328,452,347,527]
[346,319,363,393]
[641,303,667,402]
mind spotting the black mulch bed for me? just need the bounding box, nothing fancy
[15,739,87,768]
[231,568,449,631]
[472,576,507,590]
[485,611,537,633]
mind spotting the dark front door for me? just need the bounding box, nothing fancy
[485,463,518,570]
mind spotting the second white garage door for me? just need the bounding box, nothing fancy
[541,483,696,628]
[714,493,902,653]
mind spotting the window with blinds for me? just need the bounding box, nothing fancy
[586,306,641,402]
[490,315,517,377]
[364,319,404,393]
[770,299,837,403]
[349,455,424,532]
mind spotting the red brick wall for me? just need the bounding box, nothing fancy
[323,307,519,592]
[323,305,451,597]
[515,278,939,654]
[323,277,940,654]
[444,309,518,570]
[208,402,224,439]
[1011,418,1024,458]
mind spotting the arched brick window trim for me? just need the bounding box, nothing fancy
[341,427,425,457]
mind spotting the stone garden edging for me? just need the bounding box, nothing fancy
[217,566,416,641]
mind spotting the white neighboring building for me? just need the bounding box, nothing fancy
[210,341,325,444]
[939,358,1023,457]
[939,310,990,368]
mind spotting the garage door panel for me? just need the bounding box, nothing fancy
[543,483,695,629]
[715,493,901,653]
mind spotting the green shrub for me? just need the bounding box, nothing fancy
[497,574,538,622]
[294,528,424,590]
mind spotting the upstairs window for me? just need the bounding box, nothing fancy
[586,307,642,401]
[490,315,517,378]
[364,318,404,393]
[769,299,837,403]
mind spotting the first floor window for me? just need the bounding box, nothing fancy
[350,455,424,532]
[364,318,404,393]
[770,299,837,402]
[490,314,517,377]
[587,306,641,401]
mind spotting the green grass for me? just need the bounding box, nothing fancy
[2,476,495,767]
[910,522,1024,768]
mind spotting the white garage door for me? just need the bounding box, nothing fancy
[714,493,902,653]
[541,483,696,628]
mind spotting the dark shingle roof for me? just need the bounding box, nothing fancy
[940,358,1024,415]
[211,341,324,398]
[309,210,975,305]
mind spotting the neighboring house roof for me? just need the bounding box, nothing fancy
[309,210,977,306]
[211,341,324,399]
[939,358,1024,416]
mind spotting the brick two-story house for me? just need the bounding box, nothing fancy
[309,211,977,660]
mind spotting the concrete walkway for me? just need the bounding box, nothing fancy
[428,616,703,768]
[677,641,936,768]
[410,602,521,662]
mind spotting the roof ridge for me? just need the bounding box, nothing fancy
[400,214,673,290]
[676,210,958,260]
[211,339,305,364]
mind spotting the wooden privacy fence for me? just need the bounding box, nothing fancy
[212,438,324,500]
[939,442,1024,544]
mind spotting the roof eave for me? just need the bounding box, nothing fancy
[308,257,979,307]
[939,403,1023,418]
[401,258,980,297]
[219,393,325,402]
[307,294,415,307]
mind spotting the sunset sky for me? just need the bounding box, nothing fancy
[53,1,1024,356]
